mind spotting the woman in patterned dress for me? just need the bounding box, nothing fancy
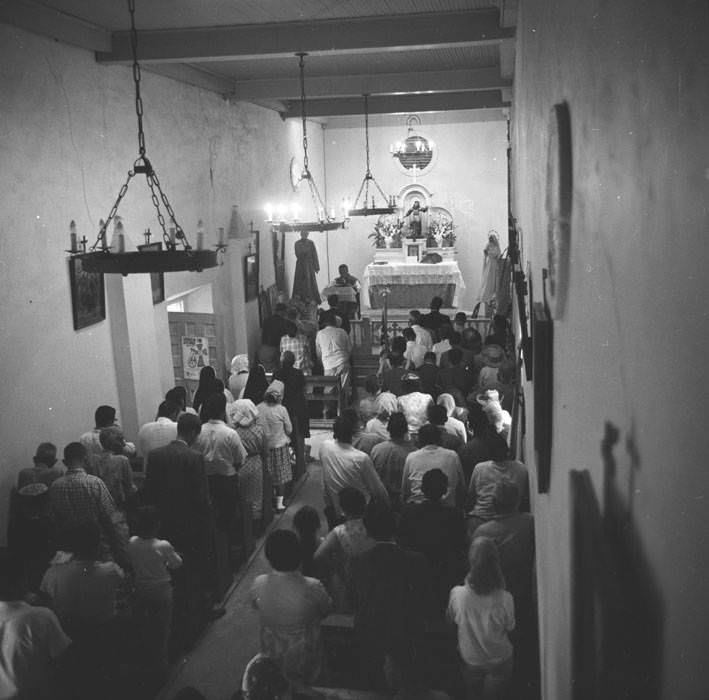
[257,380,293,513]
[228,399,265,527]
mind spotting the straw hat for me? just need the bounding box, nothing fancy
[481,344,505,368]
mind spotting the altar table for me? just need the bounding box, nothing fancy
[362,261,465,309]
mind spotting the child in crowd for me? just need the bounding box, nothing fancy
[292,506,323,579]
[127,506,183,684]
[447,536,515,700]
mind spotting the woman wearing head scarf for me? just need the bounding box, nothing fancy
[192,365,219,413]
[243,364,269,405]
[437,393,469,444]
[257,380,293,512]
[228,354,250,400]
[228,399,266,529]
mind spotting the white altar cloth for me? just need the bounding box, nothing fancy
[362,261,465,308]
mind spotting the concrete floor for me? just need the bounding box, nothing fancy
[158,432,333,700]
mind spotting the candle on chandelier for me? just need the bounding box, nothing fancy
[265,203,274,222]
[218,227,225,246]
[99,219,107,250]
[196,220,204,250]
[69,220,78,252]
[169,227,176,247]
[291,203,299,221]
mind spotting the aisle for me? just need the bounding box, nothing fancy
[158,438,330,700]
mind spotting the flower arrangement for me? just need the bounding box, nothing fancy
[428,214,456,246]
[369,218,403,248]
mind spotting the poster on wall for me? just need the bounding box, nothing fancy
[182,336,210,380]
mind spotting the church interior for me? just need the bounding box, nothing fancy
[1,0,709,698]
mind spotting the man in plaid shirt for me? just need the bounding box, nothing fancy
[279,320,313,375]
[49,442,127,564]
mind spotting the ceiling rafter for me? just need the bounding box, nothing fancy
[228,67,511,101]
[279,90,508,119]
[96,9,514,65]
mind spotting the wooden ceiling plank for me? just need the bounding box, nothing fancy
[230,67,511,100]
[96,10,514,64]
[142,64,237,96]
[0,0,111,52]
[499,38,515,79]
[278,90,508,118]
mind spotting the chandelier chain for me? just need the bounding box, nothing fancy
[298,53,309,174]
[90,171,134,250]
[128,0,146,157]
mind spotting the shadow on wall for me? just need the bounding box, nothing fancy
[570,421,663,700]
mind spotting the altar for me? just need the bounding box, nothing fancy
[362,260,465,309]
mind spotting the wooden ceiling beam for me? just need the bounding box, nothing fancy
[143,63,238,96]
[0,0,111,52]
[229,67,511,100]
[96,10,514,64]
[279,91,508,119]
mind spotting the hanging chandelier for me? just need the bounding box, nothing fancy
[347,94,397,217]
[265,53,348,233]
[68,0,226,275]
[390,114,435,174]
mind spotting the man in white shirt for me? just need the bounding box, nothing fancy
[403,327,427,369]
[0,566,71,699]
[408,310,434,350]
[320,416,389,527]
[80,404,136,458]
[136,399,180,468]
[315,310,352,390]
[401,424,465,509]
[193,393,247,547]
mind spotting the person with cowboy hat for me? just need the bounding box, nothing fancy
[477,344,506,392]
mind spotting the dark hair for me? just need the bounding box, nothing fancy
[333,416,354,443]
[430,296,443,310]
[177,412,201,437]
[264,529,302,572]
[493,479,521,515]
[493,314,508,330]
[427,404,448,427]
[339,487,366,517]
[437,324,452,341]
[388,352,405,368]
[423,351,437,363]
[198,365,217,387]
[321,310,337,326]
[0,554,23,600]
[489,432,510,461]
[449,331,462,347]
[135,505,161,538]
[63,522,101,560]
[99,426,124,453]
[281,350,296,369]
[402,327,416,341]
[387,412,408,440]
[467,536,505,595]
[63,441,87,465]
[34,442,57,466]
[448,347,463,366]
[454,312,467,324]
[363,502,396,541]
[364,374,380,395]
[284,320,298,339]
[94,405,116,428]
[418,423,441,447]
[327,294,339,307]
[202,392,227,421]
[214,379,225,394]
[158,399,180,419]
[243,365,268,404]
[421,468,448,501]
[166,386,187,409]
[409,310,422,323]
[274,302,287,314]
[338,264,348,274]
[341,408,361,430]
[391,337,407,355]
[286,307,299,321]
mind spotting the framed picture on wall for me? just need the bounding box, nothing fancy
[532,300,553,492]
[68,256,106,331]
[138,242,165,304]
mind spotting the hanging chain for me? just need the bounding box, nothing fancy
[364,94,371,177]
[298,53,309,174]
[128,0,146,157]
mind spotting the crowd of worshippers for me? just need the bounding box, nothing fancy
[249,408,534,699]
[2,364,312,698]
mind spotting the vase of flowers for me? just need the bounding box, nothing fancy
[429,214,456,247]
[369,218,403,248]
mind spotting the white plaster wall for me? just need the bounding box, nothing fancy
[0,25,307,542]
[513,1,709,698]
[322,118,508,309]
